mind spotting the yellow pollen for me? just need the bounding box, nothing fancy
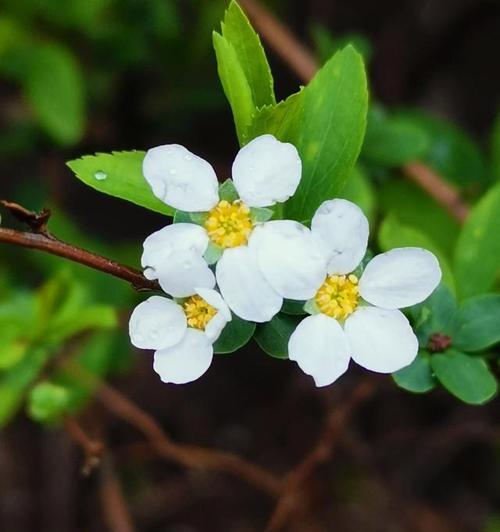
[315,274,360,320]
[183,295,217,331]
[204,200,253,248]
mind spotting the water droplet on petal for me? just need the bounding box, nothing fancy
[184,155,192,161]
[94,170,107,181]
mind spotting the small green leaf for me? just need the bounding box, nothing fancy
[284,46,368,221]
[304,298,320,315]
[452,294,500,352]
[173,210,192,223]
[250,207,274,223]
[28,381,70,423]
[24,43,85,145]
[378,214,455,293]
[431,349,497,405]
[454,181,500,299]
[392,351,436,393]
[213,314,255,354]
[67,151,173,216]
[221,1,275,108]
[255,313,301,359]
[213,31,254,144]
[362,106,430,166]
[281,299,307,315]
[204,242,223,265]
[218,179,239,202]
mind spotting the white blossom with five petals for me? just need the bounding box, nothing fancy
[141,134,327,323]
[281,199,442,387]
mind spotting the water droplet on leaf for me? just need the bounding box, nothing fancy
[94,171,107,181]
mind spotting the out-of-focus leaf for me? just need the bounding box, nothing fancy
[255,313,301,359]
[67,151,174,216]
[28,381,70,423]
[213,315,255,354]
[396,111,486,186]
[0,340,28,370]
[491,110,500,182]
[452,294,500,352]
[24,43,85,145]
[221,1,275,108]
[379,180,460,257]
[285,46,368,222]
[454,182,500,299]
[362,106,430,167]
[392,351,436,393]
[213,32,254,144]
[378,215,455,293]
[431,349,497,405]
[342,165,376,225]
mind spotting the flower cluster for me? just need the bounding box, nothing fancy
[129,135,442,386]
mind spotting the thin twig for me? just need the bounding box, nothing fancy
[265,379,376,532]
[239,0,470,224]
[63,416,105,476]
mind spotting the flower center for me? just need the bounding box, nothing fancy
[183,295,217,331]
[204,200,253,248]
[315,274,360,320]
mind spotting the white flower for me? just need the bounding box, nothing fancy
[142,134,328,322]
[286,199,442,387]
[129,288,231,384]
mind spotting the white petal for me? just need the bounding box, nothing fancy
[359,248,442,309]
[129,296,186,350]
[194,287,232,343]
[155,250,215,298]
[288,314,350,387]
[311,199,369,274]
[141,224,214,298]
[153,329,213,384]
[248,220,328,300]
[232,134,302,207]
[345,307,418,373]
[215,246,283,322]
[143,144,219,212]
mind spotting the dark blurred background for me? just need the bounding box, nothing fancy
[0,0,499,531]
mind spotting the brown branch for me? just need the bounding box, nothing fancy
[402,162,468,223]
[0,200,159,291]
[63,416,105,476]
[239,0,470,224]
[265,379,376,532]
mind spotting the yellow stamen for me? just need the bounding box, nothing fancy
[183,295,217,331]
[204,200,253,248]
[315,274,360,320]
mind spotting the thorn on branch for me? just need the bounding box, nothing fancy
[1,200,52,235]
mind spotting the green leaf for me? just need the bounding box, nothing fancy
[246,90,304,143]
[28,381,70,423]
[431,349,497,405]
[281,299,307,316]
[213,31,254,144]
[24,43,85,145]
[204,242,223,265]
[392,351,436,393]
[67,151,174,216]
[173,210,192,223]
[379,180,460,257]
[454,181,500,299]
[213,314,255,354]
[342,165,376,225]
[452,294,500,352]
[491,109,500,182]
[218,179,239,202]
[221,1,275,108]
[378,214,455,293]
[284,46,368,222]
[255,313,301,359]
[250,207,274,223]
[0,340,28,370]
[362,106,430,166]
[311,25,372,65]
[396,111,486,186]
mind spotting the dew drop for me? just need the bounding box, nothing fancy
[184,154,192,161]
[94,170,107,181]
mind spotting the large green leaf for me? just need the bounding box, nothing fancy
[255,313,301,359]
[67,151,173,216]
[24,43,85,145]
[431,349,497,405]
[221,1,275,109]
[213,314,255,354]
[452,294,500,352]
[392,350,436,393]
[454,182,500,299]
[378,215,455,293]
[284,46,368,222]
